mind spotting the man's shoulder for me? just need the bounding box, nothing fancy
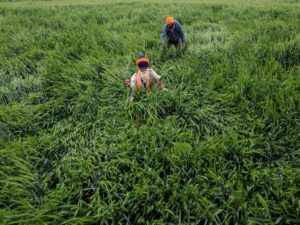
[175,20,182,25]
[147,68,155,73]
[147,68,157,76]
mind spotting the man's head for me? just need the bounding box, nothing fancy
[136,55,149,71]
[166,16,174,28]
[139,67,147,72]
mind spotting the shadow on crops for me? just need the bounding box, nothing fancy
[159,44,188,63]
[275,38,300,70]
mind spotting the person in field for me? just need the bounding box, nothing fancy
[161,16,186,48]
[124,55,164,91]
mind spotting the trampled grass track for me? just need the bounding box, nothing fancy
[0,0,299,224]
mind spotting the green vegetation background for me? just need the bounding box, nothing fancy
[0,0,299,224]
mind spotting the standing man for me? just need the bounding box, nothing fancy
[161,16,186,48]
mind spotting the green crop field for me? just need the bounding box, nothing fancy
[0,0,299,224]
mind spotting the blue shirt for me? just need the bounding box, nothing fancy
[160,20,186,44]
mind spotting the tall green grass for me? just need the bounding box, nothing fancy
[0,0,299,224]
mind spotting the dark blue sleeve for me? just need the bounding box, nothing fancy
[177,22,186,44]
[160,25,168,41]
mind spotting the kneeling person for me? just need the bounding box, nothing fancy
[125,55,164,91]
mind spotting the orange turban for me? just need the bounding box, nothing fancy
[166,16,174,26]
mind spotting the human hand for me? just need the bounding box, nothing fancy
[124,79,130,88]
[158,80,163,89]
[161,41,167,48]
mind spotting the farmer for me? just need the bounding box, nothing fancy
[161,16,186,48]
[124,55,164,91]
